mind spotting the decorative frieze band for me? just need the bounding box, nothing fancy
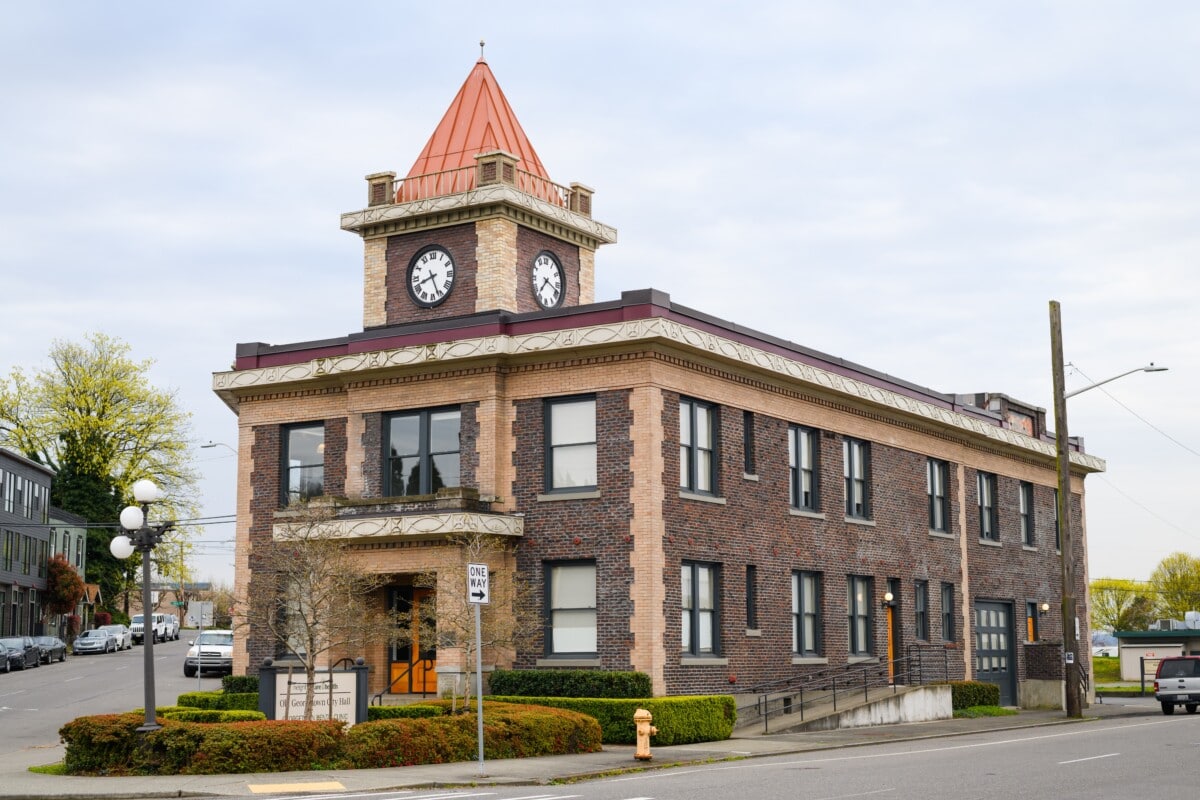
[272,511,524,542]
[218,316,1104,473]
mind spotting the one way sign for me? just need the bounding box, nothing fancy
[467,563,490,605]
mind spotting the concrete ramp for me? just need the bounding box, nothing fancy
[737,684,954,736]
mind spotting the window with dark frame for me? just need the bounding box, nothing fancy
[545,561,597,656]
[282,423,325,506]
[914,580,929,640]
[1025,601,1039,641]
[679,399,717,494]
[745,565,758,629]
[941,582,955,641]
[789,425,819,511]
[792,571,822,656]
[681,561,719,655]
[385,408,461,497]
[927,458,948,532]
[1054,488,1062,550]
[977,472,998,541]
[743,410,755,475]
[1019,481,1035,546]
[843,438,871,519]
[847,575,873,656]
[545,397,597,491]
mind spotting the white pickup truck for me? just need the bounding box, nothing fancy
[130,613,170,645]
[1154,656,1200,715]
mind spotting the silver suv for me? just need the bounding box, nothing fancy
[1154,656,1200,715]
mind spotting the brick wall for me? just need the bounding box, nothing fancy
[384,224,479,325]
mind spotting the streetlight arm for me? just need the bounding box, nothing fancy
[1064,364,1167,399]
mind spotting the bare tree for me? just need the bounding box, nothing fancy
[406,533,539,711]
[242,506,405,720]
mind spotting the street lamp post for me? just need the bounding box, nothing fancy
[1049,300,1166,718]
[110,478,175,733]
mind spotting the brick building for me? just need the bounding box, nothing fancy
[214,58,1098,707]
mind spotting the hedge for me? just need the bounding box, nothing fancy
[176,691,259,711]
[221,675,260,694]
[489,669,652,698]
[59,701,602,775]
[940,680,1001,709]
[161,709,267,723]
[486,695,735,744]
[366,704,445,721]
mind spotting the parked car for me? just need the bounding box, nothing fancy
[0,642,22,672]
[1154,656,1200,715]
[0,636,40,669]
[163,614,180,640]
[33,636,67,664]
[99,624,133,651]
[73,628,117,655]
[183,629,233,677]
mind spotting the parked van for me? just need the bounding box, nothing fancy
[1153,656,1200,715]
[130,613,170,645]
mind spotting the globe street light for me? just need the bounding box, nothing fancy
[1050,300,1166,718]
[110,478,176,733]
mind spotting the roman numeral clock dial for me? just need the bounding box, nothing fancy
[531,251,564,309]
[407,246,456,307]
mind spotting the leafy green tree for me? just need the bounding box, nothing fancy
[0,333,200,610]
[1089,578,1155,632]
[1148,552,1200,621]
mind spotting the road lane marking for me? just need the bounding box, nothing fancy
[1059,752,1119,764]
[812,790,895,799]
[248,781,346,794]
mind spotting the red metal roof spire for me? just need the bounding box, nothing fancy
[405,55,550,182]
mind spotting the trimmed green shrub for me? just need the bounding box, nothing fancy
[486,695,735,744]
[161,709,267,723]
[940,680,1001,709]
[60,713,147,775]
[222,675,260,694]
[176,691,259,711]
[367,704,445,721]
[489,669,652,698]
[341,702,601,769]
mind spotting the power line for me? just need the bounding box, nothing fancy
[1067,363,1200,458]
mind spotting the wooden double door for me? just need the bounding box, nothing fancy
[389,586,437,694]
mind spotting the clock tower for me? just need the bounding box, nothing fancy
[341,56,617,329]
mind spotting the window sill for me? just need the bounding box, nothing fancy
[792,656,828,666]
[790,508,825,520]
[845,517,876,527]
[847,656,879,665]
[978,539,1002,547]
[679,491,727,505]
[742,472,759,482]
[745,628,761,637]
[928,529,954,539]
[537,490,601,502]
[536,657,601,668]
[681,656,729,666]
[1022,544,1038,552]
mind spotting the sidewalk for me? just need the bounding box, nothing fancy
[1,701,1155,799]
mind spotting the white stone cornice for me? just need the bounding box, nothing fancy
[273,511,523,542]
[217,316,1105,473]
[340,184,617,244]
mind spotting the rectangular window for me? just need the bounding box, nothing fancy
[927,458,948,532]
[1026,601,1039,642]
[847,575,873,656]
[1019,481,1035,546]
[978,472,998,541]
[743,410,755,475]
[792,571,822,656]
[1054,488,1062,551]
[745,565,758,629]
[282,423,325,505]
[914,580,929,640]
[941,582,955,641]
[75,534,84,569]
[546,397,597,491]
[385,408,461,496]
[843,438,871,519]
[788,425,819,511]
[681,561,719,655]
[546,561,597,655]
[679,399,717,494]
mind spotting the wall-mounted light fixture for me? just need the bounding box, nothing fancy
[881,591,895,609]
[1039,602,1050,616]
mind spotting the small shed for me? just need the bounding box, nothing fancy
[1112,630,1200,681]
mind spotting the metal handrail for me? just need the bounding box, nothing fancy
[392,165,572,208]
[370,658,435,706]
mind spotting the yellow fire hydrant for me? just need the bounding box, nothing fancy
[633,707,657,760]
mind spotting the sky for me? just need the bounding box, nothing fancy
[1,2,1197,588]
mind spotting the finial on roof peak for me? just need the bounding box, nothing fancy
[479,39,486,63]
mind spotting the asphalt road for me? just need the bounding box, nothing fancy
[0,634,225,755]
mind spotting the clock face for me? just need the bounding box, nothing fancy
[531,251,564,309]
[407,246,456,307]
